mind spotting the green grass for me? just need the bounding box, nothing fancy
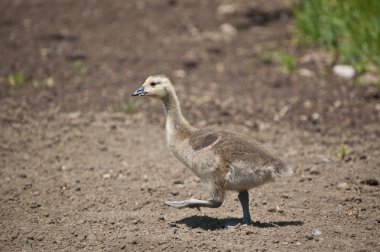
[275,51,297,73]
[7,74,55,88]
[73,59,88,74]
[122,100,138,114]
[258,50,297,73]
[261,51,273,64]
[294,0,380,72]
[7,73,27,87]
[338,144,348,160]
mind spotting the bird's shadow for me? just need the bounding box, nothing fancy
[175,215,304,231]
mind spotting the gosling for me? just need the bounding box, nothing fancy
[132,75,292,225]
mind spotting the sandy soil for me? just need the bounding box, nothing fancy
[1,0,379,251]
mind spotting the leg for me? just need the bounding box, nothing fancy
[238,191,253,224]
[165,182,224,209]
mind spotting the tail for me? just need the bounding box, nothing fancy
[269,159,294,178]
[283,164,294,177]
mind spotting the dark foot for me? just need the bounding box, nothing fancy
[165,199,222,209]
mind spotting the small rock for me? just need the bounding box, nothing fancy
[276,206,284,213]
[31,203,41,209]
[169,223,178,228]
[170,191,179,196]
[217,4,238,16]
[310,167,320,175]
[102,173,111,179]
[312,228,321,236]
[220,23,237,41]
[302,99,313,109]
[267,208,276,213]
[130,239,138,245]
[173,180,184,185]
[76,242,85,249]
[333,64,355,79]
[305,235,314,240]
[311,113,320,123]
[360,179,379,187]
[299,68,313,77]
[143,175,148,182]
[19,174,27,179]
[337,182,350,190]
[245,231,254,235]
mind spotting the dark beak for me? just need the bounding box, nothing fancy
[132,86,147,96]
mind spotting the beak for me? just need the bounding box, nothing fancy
[132,86,147,96]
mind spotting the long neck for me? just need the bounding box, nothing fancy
[162,90,193,144]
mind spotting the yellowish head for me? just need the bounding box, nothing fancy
[132,75,173,99]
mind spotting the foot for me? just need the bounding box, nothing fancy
[164,198,222,209]
[223,219,253,229]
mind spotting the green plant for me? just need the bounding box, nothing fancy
[275,51,297,73]
[122,100,138,114]
[294,0,380,72]
[261,51,273,64]
[338,144,348,160]
[7,73,27,87]
[73,59,88,74]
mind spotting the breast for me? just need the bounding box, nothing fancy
[169,136,220,182]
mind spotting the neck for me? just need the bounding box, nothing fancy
[162,90,193,143]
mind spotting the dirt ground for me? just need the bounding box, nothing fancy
[1,0,379,251]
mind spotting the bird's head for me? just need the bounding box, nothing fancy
[132,75,173,99]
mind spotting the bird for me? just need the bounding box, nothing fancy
[132,75,293,226]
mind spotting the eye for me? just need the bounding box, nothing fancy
[150,81,160,87]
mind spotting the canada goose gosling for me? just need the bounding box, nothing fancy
[132,75,292,225]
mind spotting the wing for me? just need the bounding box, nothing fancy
[213,130,288,175]
[189,128,219,151]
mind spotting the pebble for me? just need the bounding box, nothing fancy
[337,182,350,190]
[102,173,111,179]
[310,167,320,175]
[305,234,313,240]
[220,23,237,40]
[31,203,41,209]
[217,4,238,16]
[333,65,355,79]
[312,228,322,236]
[360,179,379,187]
[76,242,85,249]
[173,180,184,185]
